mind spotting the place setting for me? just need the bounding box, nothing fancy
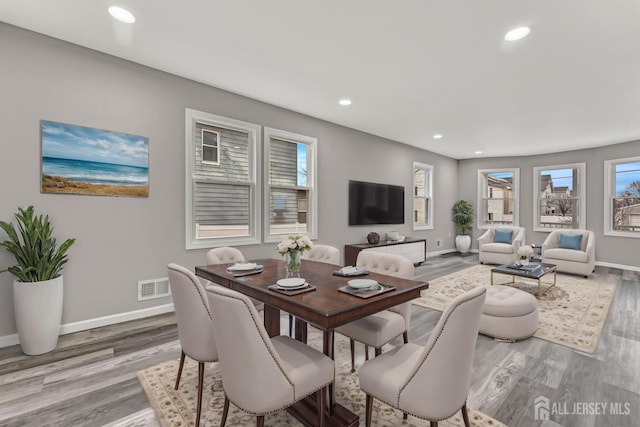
[225,262,264,277]
[339,278,395,298]
[268,277,317,295]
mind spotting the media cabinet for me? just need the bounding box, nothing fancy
[344,237,426,266]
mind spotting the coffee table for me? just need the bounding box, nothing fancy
[491,262,557,298]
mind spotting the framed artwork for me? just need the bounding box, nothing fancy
[41,120,149,197]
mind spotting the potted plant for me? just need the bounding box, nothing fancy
[0,206,75,355]
[452,200,474,253]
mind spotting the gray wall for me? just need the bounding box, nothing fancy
[0,23,458,338]
[457,139,640,268]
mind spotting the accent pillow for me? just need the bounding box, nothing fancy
[493,229,513,244]
[558,233,583,250]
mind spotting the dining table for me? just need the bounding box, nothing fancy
[195,257,429,427]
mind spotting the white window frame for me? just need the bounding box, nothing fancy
[604,155,640,238]
[533,162,586,232]
[413,161,433,230]
[201,129,220,165]
[477,168,520,229]
[185,108,261,249]
[263,127,318,243]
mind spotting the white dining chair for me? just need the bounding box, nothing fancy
[335,251,415,372]
[205,246,264,311]
[205,284,334,427]
[358,286,487,426]
[167,263,218,427]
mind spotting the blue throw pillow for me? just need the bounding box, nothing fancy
[493,229,513,244]
[558,233,582,250]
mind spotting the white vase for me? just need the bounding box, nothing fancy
[13,276,63,355]
[455,235,472,253]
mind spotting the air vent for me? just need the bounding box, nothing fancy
[138,277,171,301]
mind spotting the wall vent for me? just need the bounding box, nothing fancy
[138,277,171,301]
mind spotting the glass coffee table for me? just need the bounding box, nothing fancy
[491,262,557,298]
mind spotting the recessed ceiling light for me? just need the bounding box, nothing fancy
[433,134,443,139]
[338,98,352,106]
[108,6,136,24]
[505,27,530,41]
[475,150,483,154]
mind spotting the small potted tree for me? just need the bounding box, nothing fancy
[0,206,75,355]
[452,200,474,253]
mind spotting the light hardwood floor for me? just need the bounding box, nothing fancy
[0,253,638,426]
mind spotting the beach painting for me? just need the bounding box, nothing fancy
[41,121,149,197]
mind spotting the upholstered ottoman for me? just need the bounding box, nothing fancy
[479,285,538,341]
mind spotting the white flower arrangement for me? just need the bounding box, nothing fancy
[517,245,534,259]
[276,235,313,256]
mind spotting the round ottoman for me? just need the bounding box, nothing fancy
[479,285,539,341]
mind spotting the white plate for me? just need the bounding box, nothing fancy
[228,262,257,271]
[276,278,306,288]
[347,279,378,289]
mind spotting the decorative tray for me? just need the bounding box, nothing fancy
[338,282,395,299]
[332,269,369,277]
[268,283,316,296]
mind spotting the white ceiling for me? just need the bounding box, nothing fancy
[2,1,640,159]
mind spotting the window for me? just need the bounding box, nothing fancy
[264,127,317,242]
[201,129,220,164]
[604,156,640,237]
[533,163,585,231]
[185,109,261,249]
[413,162,433,230]
[477,169,519,228]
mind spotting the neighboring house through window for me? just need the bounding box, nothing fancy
[185,108,261,249]
[533,163,585,231]
[604,156,640,237]
[477,168,519,228]
[413,162,433,230]
[264,127,317,242]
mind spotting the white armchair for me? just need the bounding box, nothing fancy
[478,226,526,265]
[542,229,595,277]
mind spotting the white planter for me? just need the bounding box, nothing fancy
[455,235,472,253]
[13,276,63,355]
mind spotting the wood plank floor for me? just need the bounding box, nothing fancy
[0,253,638,426]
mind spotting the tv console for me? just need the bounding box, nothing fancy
[344,237,426,266]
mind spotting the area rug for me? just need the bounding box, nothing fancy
[412,264,616,353]
[137,330,504,427]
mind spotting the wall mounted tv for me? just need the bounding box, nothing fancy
[348,180,405,225]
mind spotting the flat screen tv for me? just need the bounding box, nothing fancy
[348,180,405,225]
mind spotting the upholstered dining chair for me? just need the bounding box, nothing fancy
[205,246,264,311]
[335,251,415,372]
[358,286,487,427]
[167,263,218,427]
[302,244,341,265]
[205,284,335,427]
[287,244,342,336]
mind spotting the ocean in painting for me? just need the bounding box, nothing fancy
[42,157,148,186]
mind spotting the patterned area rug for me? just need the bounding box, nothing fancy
[138,330,504,426]
[412,264,616,353]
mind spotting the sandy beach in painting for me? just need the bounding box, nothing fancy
[42,175,149,197]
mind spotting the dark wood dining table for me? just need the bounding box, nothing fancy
[195,258,429,427]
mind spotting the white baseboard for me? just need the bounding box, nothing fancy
[595,261,640,273]
[0,303,175,350]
